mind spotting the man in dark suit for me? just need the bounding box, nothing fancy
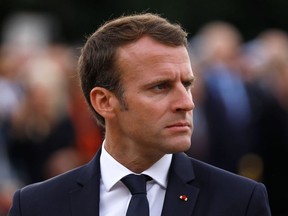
[8,12,271,216]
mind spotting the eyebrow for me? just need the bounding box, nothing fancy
[186,76,195,83]
[182,76,196,86]
[144,75,195,88]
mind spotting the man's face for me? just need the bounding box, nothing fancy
[113,36,195,156]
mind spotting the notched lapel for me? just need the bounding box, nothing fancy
[70,150,102,216]
[161,153,200,216]
[70,183,99,216]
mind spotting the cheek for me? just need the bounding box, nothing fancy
[129,107,155,126]
[123,103,164,135]
[131,99,166,121]
[122,93,170,130]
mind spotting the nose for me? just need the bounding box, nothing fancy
[172,85,195,112]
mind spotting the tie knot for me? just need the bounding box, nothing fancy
[121,174,150,195]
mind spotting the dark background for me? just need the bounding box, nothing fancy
[1,0,288,44]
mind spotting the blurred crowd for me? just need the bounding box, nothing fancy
[187,21,288,216]
[0,13,104,215]
[0,13,287,216]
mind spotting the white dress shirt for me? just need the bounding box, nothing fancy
[99,144,172,216]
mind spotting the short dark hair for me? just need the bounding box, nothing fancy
[78,12,188,127]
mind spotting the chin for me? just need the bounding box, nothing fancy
[168,140,191,153]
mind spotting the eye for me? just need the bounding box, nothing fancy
[183,80,193,90]
[154,83,168,90]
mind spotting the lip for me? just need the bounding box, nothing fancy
[166,121,191,128]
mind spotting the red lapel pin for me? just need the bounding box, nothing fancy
[179,195,188,201]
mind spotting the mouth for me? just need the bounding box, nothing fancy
[166,121,191,129]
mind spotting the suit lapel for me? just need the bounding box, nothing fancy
[70,149,102,216]
[69,150,199,216]
[161,153,200,216]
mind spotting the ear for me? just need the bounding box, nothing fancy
[90,87,117,120]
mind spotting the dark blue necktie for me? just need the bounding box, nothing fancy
[121,174,150,216]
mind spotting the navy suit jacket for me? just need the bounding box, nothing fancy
[8,149,271,216]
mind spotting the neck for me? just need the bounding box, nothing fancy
[103,136,164,173]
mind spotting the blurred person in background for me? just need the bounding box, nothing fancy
[187,21,263,181]
[189,21,288,216]
[241,29,288,216]
[0,43,24,216]
[5,52,76,184]
[188,20,288,215]
[42,43,104,164]
[0,10,105,216]
[1,11,103,187]
[0,12,79,186]
[8,12,271,216]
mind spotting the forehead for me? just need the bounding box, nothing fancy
[116,36,193,80]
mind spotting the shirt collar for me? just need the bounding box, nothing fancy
[100,143,172,192]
